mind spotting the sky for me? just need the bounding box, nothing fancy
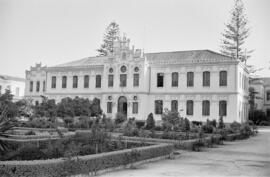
[0,0,269,78]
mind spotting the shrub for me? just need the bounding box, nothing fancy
[218,116,225,129]
[202,124,213,133]
[123,118,139,137]
[162,109,182,131]
[135,121,145,129]
[259,121,270,126]
[192,121,203,126]
[115,112,127,124]
[154,125,163,131]
[145,113,155,130]
[230,121,241,132]
[240,124,253,138]
[25,130,36,135]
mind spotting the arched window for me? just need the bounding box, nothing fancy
[202,100,210,116]
[219,71,227,86]
[36,81,40,92]
[203,71,210,87]
[120,65,127,73]
[187,72,194,87]
[73,76,78,88]
[219,100,227,116]
[172,72,178,87]
[186,100,193,115]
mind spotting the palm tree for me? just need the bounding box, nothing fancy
[0,107,16,152]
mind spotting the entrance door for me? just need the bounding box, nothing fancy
[118,96,127,115]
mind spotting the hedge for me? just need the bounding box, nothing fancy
[112,134,222,150]
[0,143,173,177]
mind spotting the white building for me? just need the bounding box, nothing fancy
[0,75,25,101]
[25,37,249,123]
[249,77,270,117]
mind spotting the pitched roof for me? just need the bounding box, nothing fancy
[0,75,25,82]
[51,50,233,68]
[145,50,233,61]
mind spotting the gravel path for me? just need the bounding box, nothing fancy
[99,127,270,177]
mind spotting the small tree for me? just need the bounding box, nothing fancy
[162,109,181,131]
[145,113,155,130]
[115,112,127,125]
[97,21,120,56]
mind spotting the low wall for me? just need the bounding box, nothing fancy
[0,143,173,177]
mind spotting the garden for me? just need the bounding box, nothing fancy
[0,90,258,177]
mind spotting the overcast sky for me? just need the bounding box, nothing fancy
[0,0,269,78]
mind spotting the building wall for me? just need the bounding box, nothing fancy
[0,76,25,101]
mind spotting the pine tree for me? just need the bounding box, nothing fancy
[97,21,120,56]
[220,0,252,62]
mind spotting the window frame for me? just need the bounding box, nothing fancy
[84,75,89,88]
[171,100,178,112]
[171,72,179,87]
[30,81,33,92]
[219,71,227,86]
[36,81,40,92]
[203,71,210,87]
[132,102,139,114]
[108,74,114,87]
[155,100,163,114]
[219,100,227,116]
[73,76,78,88]
[186,100,194,115]
[157,73,164,87]
[187,72,194,87]
[96,75,101,88]
[133,73,139,87]
[202,100,210,116]
[62,76,67,88]
[107,102,112,113]
[51,76,56,89]
[120,74,127,87]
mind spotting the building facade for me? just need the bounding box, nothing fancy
[249,77,270,117]
[0,75,25,101]
[25,37,249,123]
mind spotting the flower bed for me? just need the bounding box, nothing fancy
[0,143,173,177]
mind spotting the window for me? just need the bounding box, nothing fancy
[30,81,33,92]
[43,81,46,91]
[15,87,19,96]
[155,100,163,114]
[203,71,210,87]
[172,72,178,87]
[62,76,67,88]
[219,71,227,86]
[107,102,112,113]
[187,72,194,87]
[51,77,56,88]
[267,91,270,101]
[134,67,139,72]
[73,76,78,88]
[36,81,40,92]
[84,75,89,88]
[202,100,210,116]
[96,75,101,88]
[133,74,139,87]
[133,102,138,114]
[157,73,164,87]
[108,75,114,87]
[120,65,127,72]
[219,100,227,116]
[171,100,178,112]
[35,101,39,106]
[0,85,2,94]
[186,100,193,115]
[267,109,270,117]
[120,74,127,87]
[109,68,113,73]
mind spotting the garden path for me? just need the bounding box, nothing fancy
[99,127,270,177]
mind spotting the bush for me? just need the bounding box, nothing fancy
[154,126,163,131]
[192,121,203,126]
[230,121,241,132]
[259,121,270,126]
[135,121,145,129]
[202,124,213,133]
[240,124,253,138]
[145,113,155,130]
[0,143,173,177]
[115,112,127,125]
[123,118,139,137]
[24,130,36,135]
[249,110,269,125]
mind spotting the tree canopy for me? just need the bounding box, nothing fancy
[97,21,120,56]
[220,0,252,62]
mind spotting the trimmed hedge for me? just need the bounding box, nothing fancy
[0,143,173,177]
